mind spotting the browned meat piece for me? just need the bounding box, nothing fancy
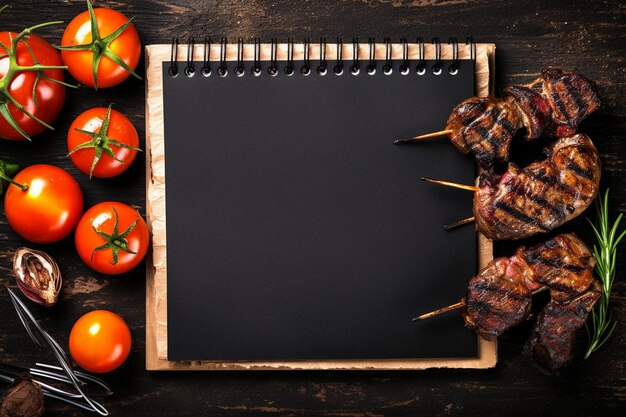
[519,233,595,302]
[460,234,594,339]
[462,257,532,340]
[474,134,601,241]
[503,69,600,140]
[541,68,601,137]
[504,85,553,139]
[445,96,520,169]
[527,280,601,370]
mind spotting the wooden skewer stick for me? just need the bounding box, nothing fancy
[412,301,465,321]
[412,287,549,322]
[444,216,476,231]
[394,129,453,144]
[421,177,479,192]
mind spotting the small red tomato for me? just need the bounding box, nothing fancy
[69,310,132,373]
[60,0,141,88]
[68,104,140,178]
[75,202,149,275]
[4,165,83,243]
[0,31,66,140]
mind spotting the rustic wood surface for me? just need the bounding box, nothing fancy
[0,1,624,416]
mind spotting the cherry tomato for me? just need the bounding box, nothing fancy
[60,2,141,88]
[68,105,140,178]
[69,310,132,373]
[4,165,83,243]
[75,202,149,275]
[0,32,66,140]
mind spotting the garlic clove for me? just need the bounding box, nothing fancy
[0,375,45,417]
[12,247,62,307]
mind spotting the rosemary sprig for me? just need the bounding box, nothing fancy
[585,189,625,358]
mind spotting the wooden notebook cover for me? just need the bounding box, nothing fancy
[145,42,496,370]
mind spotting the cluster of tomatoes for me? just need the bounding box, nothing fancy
[0,1,146,373]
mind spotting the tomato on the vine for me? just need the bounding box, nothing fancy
[60,0,141,89]
[4,164,83,243]
[75,202,149,275]
[68,104,141,178]
[69,310,132,373]
[0,29,66,140]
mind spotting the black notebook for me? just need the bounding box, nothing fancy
[146,40,495,369]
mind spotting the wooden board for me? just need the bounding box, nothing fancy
[145,42,496,370]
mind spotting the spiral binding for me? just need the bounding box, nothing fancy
[399,37,409,75]
[431,37,442,75]
[235,38,244,76]
[334,38,343,75]
[167,37,473,78]
[252,37,262,76]
[202,37,211,76]
[351,37,360,75]
[218,37,228,77]
[285,38,294,75]
[416,37,425,75]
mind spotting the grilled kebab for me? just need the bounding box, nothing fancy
[461,234,599,369]
[473,133,601,240]
[462,233,596,339]
[397,68,600,169]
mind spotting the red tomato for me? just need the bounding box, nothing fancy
[0,32,66,140]
[4,165,83,243]
[69,310,132,373]
[60,2,141,88]
[75,202,149,275]
[68,105,140,178]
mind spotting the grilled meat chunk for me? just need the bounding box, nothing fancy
[527,280,601,370]
[541,68,601,137]
[462,257,533,339]
[461,234,594,339]
[504,85,552,139]
[474,134,601,241]
[519,233,595,302]
[503,68,600,140]
[446,96,519,169]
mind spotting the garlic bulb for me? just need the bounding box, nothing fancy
[12,247,62,307]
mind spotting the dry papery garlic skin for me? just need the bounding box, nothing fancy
[12,247,62,307]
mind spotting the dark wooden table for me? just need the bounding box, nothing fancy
[1,1,624,416]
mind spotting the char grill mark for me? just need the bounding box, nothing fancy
[566,160,594,180]
[563,76,588,118]
[527,280,601,369]
[474,134,600,241]
[494,201,551,231]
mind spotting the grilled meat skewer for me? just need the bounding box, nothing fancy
[462,234,595,339]
[414,234,599,369]
[396,68,600,169]
[474,133,601,240]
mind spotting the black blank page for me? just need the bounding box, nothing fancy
[163,59,477,361]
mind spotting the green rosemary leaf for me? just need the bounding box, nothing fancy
[585,189,622,359]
